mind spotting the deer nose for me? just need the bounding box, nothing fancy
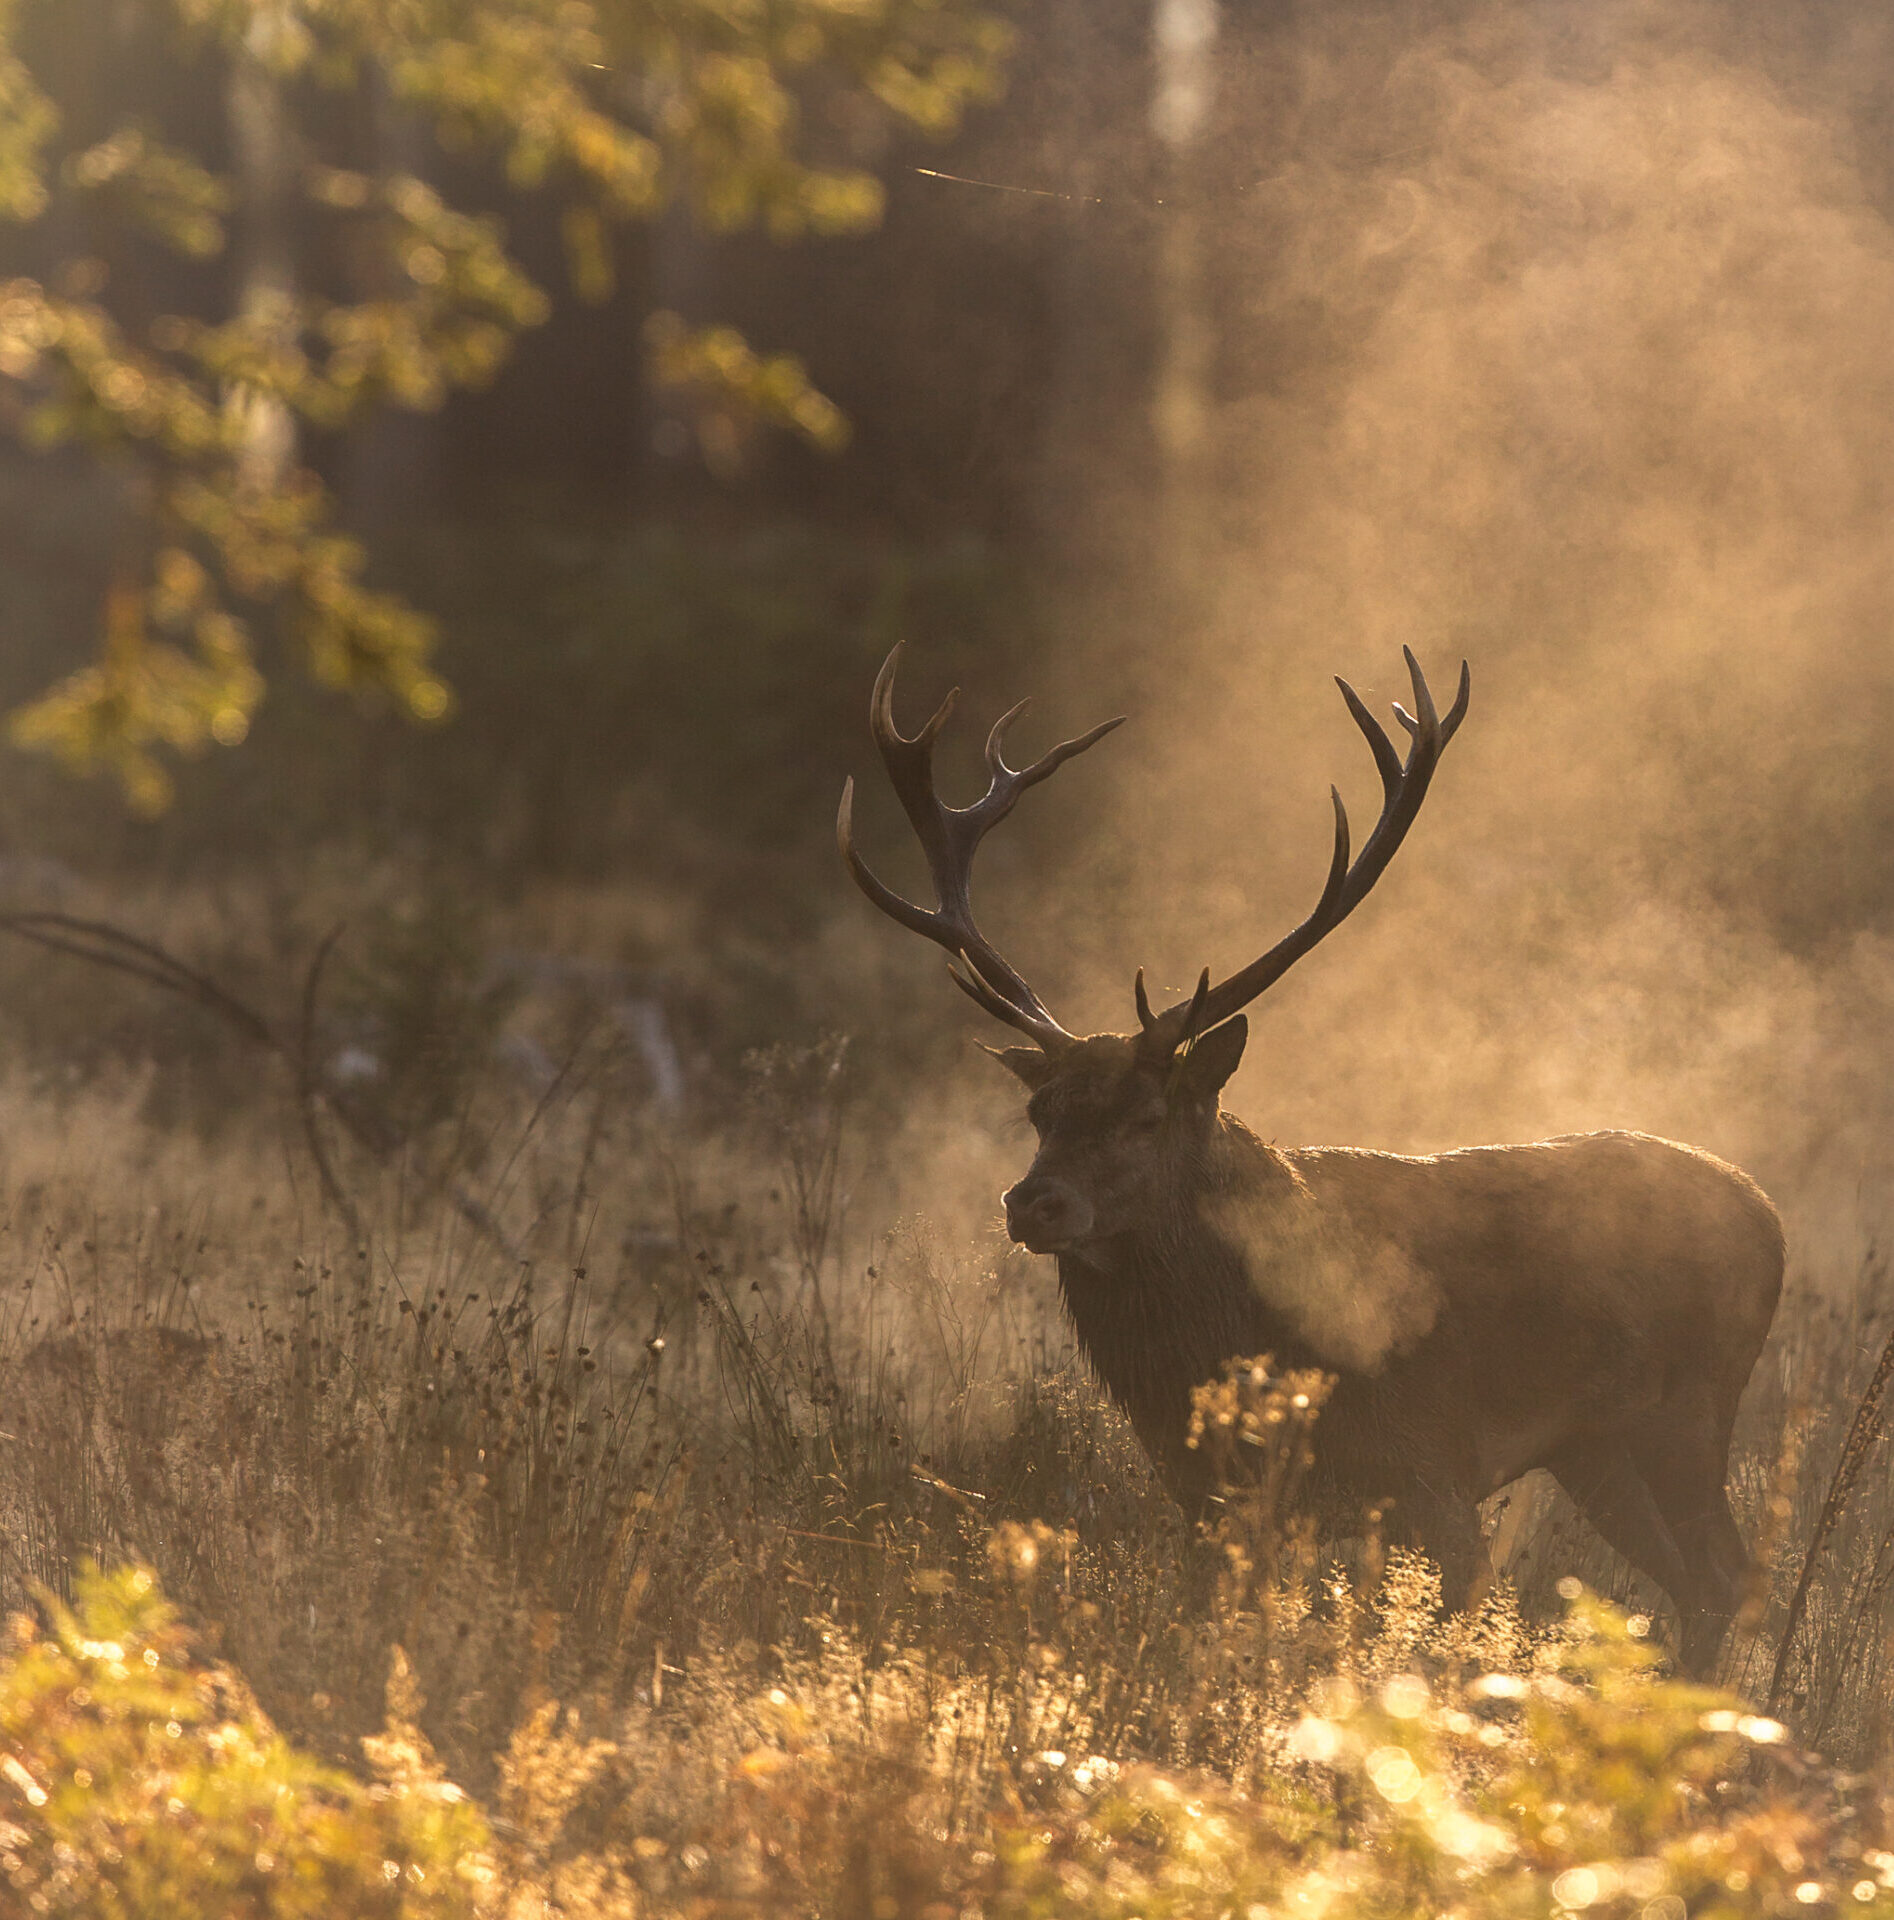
[1003,1177,1093,1252]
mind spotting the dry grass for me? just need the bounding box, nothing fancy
[1,1051,1891,1767]
[0,888,1892,1911]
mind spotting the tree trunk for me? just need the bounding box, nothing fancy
[1148,0,1219,600]
[341,64,442,529]
[225,4,299,493]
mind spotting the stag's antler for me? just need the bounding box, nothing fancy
[1136,646,1469,1057]
[837,644,1123,1048]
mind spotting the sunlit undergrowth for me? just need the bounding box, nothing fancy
[0,1565,491,1916]
[0,910,1889,1910]
[5,1561,1893,1917]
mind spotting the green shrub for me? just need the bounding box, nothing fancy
[0,1564,493,1917]
[988,1598,1889,1919]
[6,1562,1894,1918]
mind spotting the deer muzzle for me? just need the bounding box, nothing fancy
[1003,1176,1095,1253]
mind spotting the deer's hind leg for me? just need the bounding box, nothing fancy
[1543,1435,1716,1666]
[1627,1403,1749,1676]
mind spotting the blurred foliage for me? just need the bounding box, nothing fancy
[6,1562,1893,1917]
[0,510,1038,1132]
[0,1563,494,1915]
[645,307,849,475]
[62,514,1026,911]
[0,0,1010,809]
[984,1606,1874,1920]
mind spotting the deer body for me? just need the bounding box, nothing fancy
[840,645,1785,1672]
[1040,1091,1782,1668]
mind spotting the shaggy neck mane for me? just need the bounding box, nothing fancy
[1051,1114,1314,1478]
[1065,1112,1301,1283]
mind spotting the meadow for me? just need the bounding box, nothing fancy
[0,868,1890,1916]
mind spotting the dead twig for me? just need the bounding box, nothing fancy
[0,907,516,1261]
[0,912,275,1049]
[1767,1315,1894,1717]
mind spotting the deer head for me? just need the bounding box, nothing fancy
[837,645,1470,1255]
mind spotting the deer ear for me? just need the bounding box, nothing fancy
[1174,1016,1247,1101]
[985,1044,1058,1090]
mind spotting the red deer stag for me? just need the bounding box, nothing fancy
[838,645,1783,1673]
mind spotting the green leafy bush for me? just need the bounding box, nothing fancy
[988,1601,1883,1920]
[0,1564,493,1916]
[6,1549,1894,1915]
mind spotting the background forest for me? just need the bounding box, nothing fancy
[6,0,1894,1912]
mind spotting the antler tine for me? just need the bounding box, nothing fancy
[1402,642,1439,742]
[984,698,1032,771]
[1139,652,1468,1055]
[1180,967,1211,1041]
[840,645,1125,1050]
[947,951,1036,1026]
[1391,653,1470,747]
[1325,656,1443,927]
[988,699,1128,796]
[1440,656,1471,742]
[1337,678,1404,803]
[866,645,958,862]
